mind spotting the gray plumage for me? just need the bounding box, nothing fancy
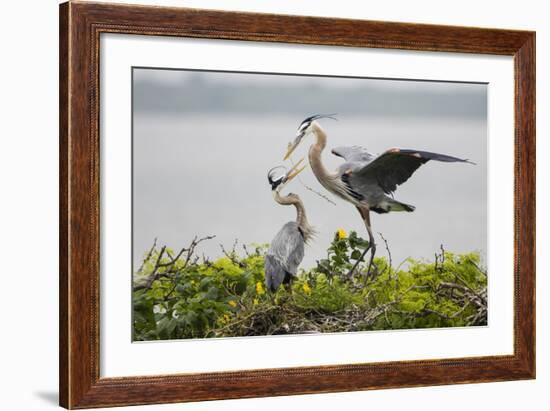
[265,222,305,292]
[332,145,375,164]
[332,146,474,213]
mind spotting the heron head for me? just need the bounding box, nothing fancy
[267,158,307,191]
[284,114,337,160]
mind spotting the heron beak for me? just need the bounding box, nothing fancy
[283,133,304,160]
[284,158,307,183]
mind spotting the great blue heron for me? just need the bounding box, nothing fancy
[264,159,314,292]
[284,114,474,277]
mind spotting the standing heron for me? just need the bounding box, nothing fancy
[265,159,314,292]
[284,114,474,277]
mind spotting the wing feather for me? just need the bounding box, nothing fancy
[353,148,473,194]
[264,255,286,292]
[331,146,375,163]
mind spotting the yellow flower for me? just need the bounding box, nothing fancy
[222,313,231,323]
[253,298,259,306]
[337,228,347,240]
[302,282,312,295]
[256,282,265,295]
[228,300,237,307]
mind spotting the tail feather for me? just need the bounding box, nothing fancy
[371,200,415,214]
[388,200,415,212]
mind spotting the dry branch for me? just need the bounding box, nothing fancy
[133,235,215,291]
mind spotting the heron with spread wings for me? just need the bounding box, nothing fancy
[265,159,314,292]
[284,114,474,277]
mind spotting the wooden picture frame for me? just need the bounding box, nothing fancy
[59,1,535,408]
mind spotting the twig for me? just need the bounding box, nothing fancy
[377,232,393,276]
[158,246,187,267]
[437,282,487,308]
[466,257,488,277]
[184,235,216,269]
[220,239,246,268]
[134,245,166,291]
[133,235,215,291]
[288,156,337,206]
[136,238,157,275]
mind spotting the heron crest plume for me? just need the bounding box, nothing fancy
[300,113,338,126]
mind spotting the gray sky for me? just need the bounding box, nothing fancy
[132,69,487,270]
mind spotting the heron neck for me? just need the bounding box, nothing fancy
[274,192,314,242]
[294,201,308,230]
[308,122,333,182]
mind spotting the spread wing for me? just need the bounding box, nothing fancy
[352,148,474,194]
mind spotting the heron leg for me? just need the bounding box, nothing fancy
[364,215,376,280]
[347,206,376,278]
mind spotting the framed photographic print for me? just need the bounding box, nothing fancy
[59,1,535,409]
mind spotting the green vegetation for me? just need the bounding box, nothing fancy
[132,232,487,341]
